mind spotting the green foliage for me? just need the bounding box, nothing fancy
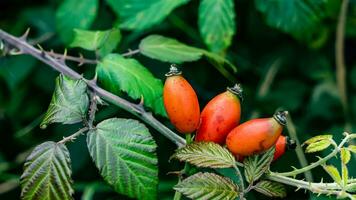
[20,141,74,200]
[106,0,190,30]
[341,148,351,164]
[347,145,356,154]
[174,172,239,200]
[255,0,322,41]
[198,0,236,52]
[303,135,333,153]
[96,54,166,116]
[86,118,158,200]
[346,183,356,193]
[139,35,203,63]
[303,135,333,145]
[305,140,332,153]
[56,0,98,43]
[254,180,287,198]
[70,28,121,57]
[341,148,351,186]
[171,142,236,168]
[40,74,89,128]
[139,35,237,75]
[323,165,342,185]
[244,147,275,183]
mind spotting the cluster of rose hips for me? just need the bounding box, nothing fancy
[163,65,296,161]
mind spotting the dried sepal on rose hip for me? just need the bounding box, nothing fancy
[163,64,200,134]
[195,84,243,144]
[226,111,288,156]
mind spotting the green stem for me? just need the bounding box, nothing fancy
[335,0,350,130]
[266,172,342,192]
[173,134,192,200]
[286,115,313,182]
[57,127,89,144]
[274,133,355,177]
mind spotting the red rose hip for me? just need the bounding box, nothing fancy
[196,84,242,144]
[226,111,288,156]
[163,65,200,134]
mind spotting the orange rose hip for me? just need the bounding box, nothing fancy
[196,84,242,144]
[226,111,288,156]
[273,135,296,161]
[163,65,200,134]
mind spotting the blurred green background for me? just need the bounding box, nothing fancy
[1,0,356,199]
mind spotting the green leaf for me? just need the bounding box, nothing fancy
[70,28,121,57]
[198,0,236,52]
[255,0,321,40]
[96,54,166,116]
[139,35,237,73]
[341,148,350,187]
[171,142,235,168]
[87,118,158,200]
[244,147,275,183]
[40,74,89,128]
[323,165,342,185]
[341,148,351,164]
[305,140,332,153]
[303,135,333,145]
[56,0,98,43]
[347,145,356,154]
[174,172,238,200]
[139,35,203,63]
[346,183,356,193]
[254,180,287,198]
[106,0,189,30]
[20,141,74,200]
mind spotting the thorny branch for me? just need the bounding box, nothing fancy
[57,127,89,144]
[0,28,186,148]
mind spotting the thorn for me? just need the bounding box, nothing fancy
[78,53,84,66]
[167,171,181,176]
[61,49,68,63]
[20,28,31,40]
[9,49,22,55]
[139,95,144,106]
[96,96,106,106]
[92,73,98,83]
[36,44,46,57]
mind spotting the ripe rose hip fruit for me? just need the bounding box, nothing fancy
[195,84,243,144]
[163,65,200,134]
[273,135,296,161]
[236,135,296,162]
[226,111,288,156]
